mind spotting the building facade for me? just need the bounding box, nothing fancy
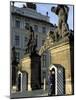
[10,3,55,86]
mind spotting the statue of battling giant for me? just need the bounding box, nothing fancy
[49,5,69,42]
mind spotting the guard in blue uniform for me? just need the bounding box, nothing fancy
[48,70,55,96]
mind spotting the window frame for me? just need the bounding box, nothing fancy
[25,23,29,30]
[34,25,38,32]
[42,26,46,33]
[15,35,20,47]
[42,54,46,67]
[15,20,20,28]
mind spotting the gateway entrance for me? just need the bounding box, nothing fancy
[49,64,65,95]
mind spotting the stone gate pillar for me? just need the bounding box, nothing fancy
[21,53,41,91]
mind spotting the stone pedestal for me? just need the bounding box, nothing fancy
[48,36,74,95]
[21,53,41,91]
[43,78,46,91]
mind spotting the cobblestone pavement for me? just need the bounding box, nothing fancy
[10,89,49,99]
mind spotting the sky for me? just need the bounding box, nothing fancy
[12,2,74,30]
[37,4,74,30]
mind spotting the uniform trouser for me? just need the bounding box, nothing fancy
[48,84,52,95]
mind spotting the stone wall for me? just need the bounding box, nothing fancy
[48,38,74,94]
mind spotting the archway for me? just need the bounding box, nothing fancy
[17,71,22,92]
[50,68,55,95]
[49,64,65,95]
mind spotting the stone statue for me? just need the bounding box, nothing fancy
[25,26,37,54]
[48,30,59,42]
[51,5,69,39]
[12,47,18,64]
[39,5,73,56]
[12,47,18,86]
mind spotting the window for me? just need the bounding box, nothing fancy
[16,52,20,61]
[25,23,29,30]
[42,55,46,67]
[15,35,20,46]
[25,37,28,42]
[34,25,38,32]
[15,20,20,28]
[42,27,46,33]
